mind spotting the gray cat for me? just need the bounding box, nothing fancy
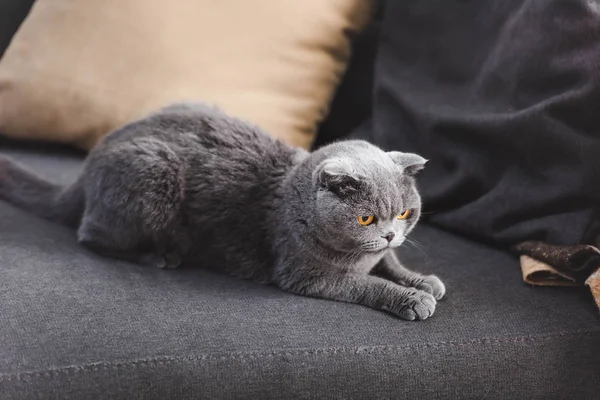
[0,102,445,320]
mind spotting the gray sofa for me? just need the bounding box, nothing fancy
[1,2,599,399]
[1,140,599,399]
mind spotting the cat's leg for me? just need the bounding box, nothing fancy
[372,251,446,300]
[77,211,180,269]
[275,267,436,321]
[77,140,185,268]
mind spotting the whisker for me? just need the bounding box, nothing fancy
[348,244,367,265]
[337,243,364,266]
[346,242,372,267]
[420,209,441,217]
[404,237,430,263]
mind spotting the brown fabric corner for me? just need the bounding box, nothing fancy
[513,241,600,283]
[516,241,600,309]
[519,255,577,287]
[586,268,600,310]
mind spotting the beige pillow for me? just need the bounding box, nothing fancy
[0,0,371,150]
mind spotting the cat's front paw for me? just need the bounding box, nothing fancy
[413,275,446,300]
[389,289,436,321]
[141,252,182,269]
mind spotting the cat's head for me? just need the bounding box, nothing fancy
[308,141,426,254]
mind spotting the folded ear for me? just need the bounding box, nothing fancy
[313,158,363,195]
[388,152,428,176]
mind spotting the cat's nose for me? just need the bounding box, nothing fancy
[383,232,395,243]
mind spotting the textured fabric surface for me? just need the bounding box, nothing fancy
[356,0,600,247]
[0,140,599,399]
[0,0,371,150]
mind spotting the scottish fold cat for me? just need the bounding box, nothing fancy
[0,102,445,320]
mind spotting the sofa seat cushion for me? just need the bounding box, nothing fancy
[0,140,599,399]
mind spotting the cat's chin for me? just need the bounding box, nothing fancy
[373,242,404,252]
[389,238,405,249]
[367,246,391,254]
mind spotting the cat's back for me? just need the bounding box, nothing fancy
[175,102,304,217]
[89,102,304,186]
[85,102,306,280]
[165,103,306,281]
[96,102,277,153]
[153,102,276,151]
[90,101,305,207]
[153,102,303,183]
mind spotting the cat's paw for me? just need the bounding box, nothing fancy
[413,275,446,300]
[164,252,183,269]
[141,252,182,269]
[390,289,436,321]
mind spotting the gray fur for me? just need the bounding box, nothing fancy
[0,102,445,320]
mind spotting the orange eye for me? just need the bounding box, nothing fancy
[397,210,411,220]
[358,215,375,226]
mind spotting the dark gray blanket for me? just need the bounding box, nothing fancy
[346,0,600,248]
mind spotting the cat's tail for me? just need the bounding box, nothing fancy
[0,156,84,228]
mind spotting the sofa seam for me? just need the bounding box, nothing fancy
[1,328,599,382]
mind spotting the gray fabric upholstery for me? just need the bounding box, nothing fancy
[0,140,599,399]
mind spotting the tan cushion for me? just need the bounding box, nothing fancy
[0,0,371,150]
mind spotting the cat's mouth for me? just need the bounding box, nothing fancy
[365,243,395,253]
[374,238,405,252]
[360,239,404,253]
